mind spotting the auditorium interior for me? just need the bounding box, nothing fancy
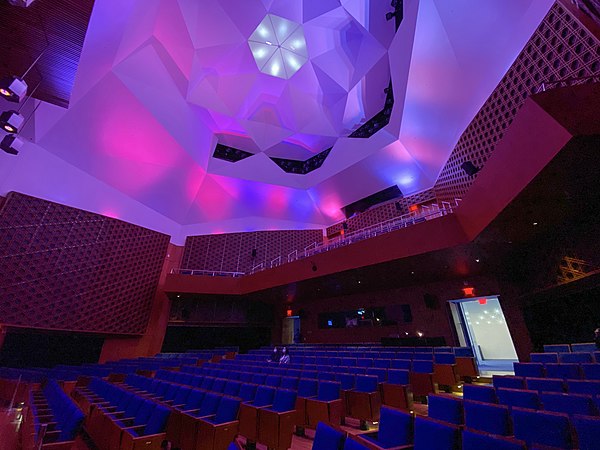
[1,0,600,449]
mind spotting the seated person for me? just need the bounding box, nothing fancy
[279,347,290,364]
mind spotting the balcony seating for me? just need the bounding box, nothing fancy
[464,400,512,436]
[380,369,412,410]
[257,389,298,450]
[355,406,414,450]
[345,375,381,426]
[512,407,572,449]
[312,422,345,450]
[461,429,526,450]
[427,394,464,426]
[306,381,343,428]
[413,416,461,450]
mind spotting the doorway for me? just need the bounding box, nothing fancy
[450,296,518,374]
[282,316,300,345]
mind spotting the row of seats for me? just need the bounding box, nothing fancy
[24,380,85,448]
[544,343,597,353]
[493,374,600,395]
[531,351,600,363]
[514,362,600,379]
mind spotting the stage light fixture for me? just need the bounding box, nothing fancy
[0,76,28,103]
[0,110,25,133]
[8,0,37,7]
[386,11,396,21]
[1,134,24,155]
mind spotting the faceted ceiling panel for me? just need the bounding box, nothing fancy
[21,0,555,236]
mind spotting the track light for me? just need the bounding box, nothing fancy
[1,134,24,155]
[8,0,37,7]
[0,76,28,103]
[0,111,24,133]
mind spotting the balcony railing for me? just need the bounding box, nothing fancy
[171,198,461,278]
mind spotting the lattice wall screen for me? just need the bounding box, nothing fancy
[0,193,170,334]
[434,2,600,203]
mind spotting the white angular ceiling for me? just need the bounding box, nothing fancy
[3,0,555,240]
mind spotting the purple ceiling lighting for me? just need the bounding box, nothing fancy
[0,0,555,243]
[248,14,308,79]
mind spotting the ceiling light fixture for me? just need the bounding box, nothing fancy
[8,0,37,7]
[1,80,41,134]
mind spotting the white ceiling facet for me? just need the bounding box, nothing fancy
[0,0,555,241]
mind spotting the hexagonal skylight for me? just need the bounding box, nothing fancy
[248,14,308,79]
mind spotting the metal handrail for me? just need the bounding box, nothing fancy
[173,198,461,278]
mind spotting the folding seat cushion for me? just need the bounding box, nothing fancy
[258,389,298,450]
[306,381,343,427]
[428,394,464,425]
[496,388,540,410]
[381,369,412,410]
[513,362,544,378]
[462,384,496,403]
[413,416,461,450]
[195,396,241,450]
[462,429,526,450]
[541,392,596,416]
[464,400,511,436]
[355,407,414,449]
[513,407,572,448]
[312,422,345,450]
[544,344,571,353]
[572,414,600,450]
[120,404,171,450]
[545,363,582,380]
[343,437,370,450]
[581,364,600,380]
[238,386,276,442]
[346,375,381,423]
[493,376,525,390]
[525,377,564,393]
[560,352,593,363]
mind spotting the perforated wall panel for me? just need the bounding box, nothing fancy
[325,189,437,236]
[434,2,600,203]
[182,229,324,273]
[0,192,170,335]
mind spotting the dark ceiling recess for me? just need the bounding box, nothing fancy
[342,185,403,219]
[0,0,96,108]
[270,147,332,175]
[349,80,394,139]
[213,143,254,163]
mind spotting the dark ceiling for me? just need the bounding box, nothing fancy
[0,0,95,108]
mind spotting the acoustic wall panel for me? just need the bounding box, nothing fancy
[0,192,170,335]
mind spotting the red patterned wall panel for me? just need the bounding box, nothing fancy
[325,189,437,236]
[434,2,600,203]
[0,192,170,335]
[182,229,324,274]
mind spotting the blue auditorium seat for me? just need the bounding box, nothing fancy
[306,381,343,427]
[390,359,412,370]
[496,387,540,409]
[346,375,381,423]
[194,396,241,450]
[355,406,413,449]
[120,404,170,449]
[545,363,582,380]
[513,362,545,378]
[237,384,258,402]
[428,394,464,425]
[224,381,242,397]
[312,422,345,450]
[530,352,559,363]
[343,437,370,450]
[512,407,572,449]
[544,344,571,353]
[560,352,593,363]
[464,400,512,436]
[492,375,525,390]
[413,416,461,450]
[366,367,387,383]
[238,386,276,443]
[572,414,600,450]
[258,389,298,450]
[526,377,564,393]
[571,343,596,353]
[462,429,526,450]
[541,392,596,416]
[462,384,497,403]
[581,364,600,380]
[568,379,600,396]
